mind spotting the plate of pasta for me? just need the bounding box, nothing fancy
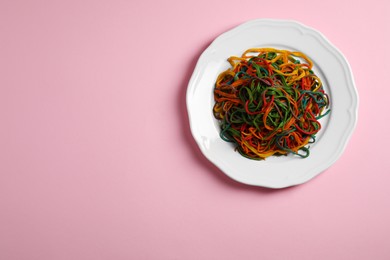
[186,19,358,188]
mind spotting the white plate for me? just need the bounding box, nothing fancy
[186,19,358,188]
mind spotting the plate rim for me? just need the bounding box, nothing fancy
[186,18,359,188]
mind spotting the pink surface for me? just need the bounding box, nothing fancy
[1,0,389,259]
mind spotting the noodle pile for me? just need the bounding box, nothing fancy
[213,48,330,160]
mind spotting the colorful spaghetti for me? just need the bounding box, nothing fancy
[213,48,330,160]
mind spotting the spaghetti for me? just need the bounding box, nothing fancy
[213,48,330,160]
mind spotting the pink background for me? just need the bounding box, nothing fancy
[1,0,389,259]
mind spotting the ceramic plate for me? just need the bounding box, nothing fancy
[186,19,358,188]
